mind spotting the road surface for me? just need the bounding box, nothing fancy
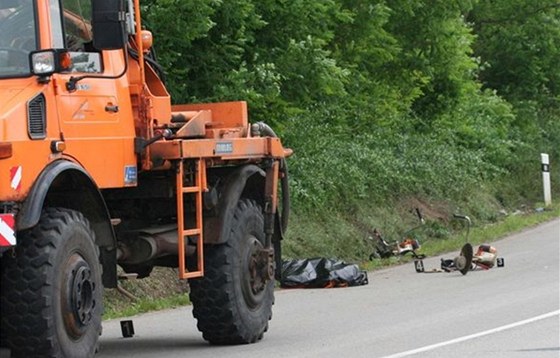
[99,218,560,357]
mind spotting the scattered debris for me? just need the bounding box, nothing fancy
[414,214,504,275]
[498,209,508,216]
[472,244,503,269]
[368,208,426,260]
[120,320,135,338]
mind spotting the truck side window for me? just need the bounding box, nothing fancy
[61,0,102,73]
[0,0,36,76]
[0,0,36,51]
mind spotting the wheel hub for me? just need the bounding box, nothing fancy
[62,254,97,339]
[249,240,274,295]
[72,265,95,325]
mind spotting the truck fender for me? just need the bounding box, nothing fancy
[204,164,265,245]
[17,160,118,287]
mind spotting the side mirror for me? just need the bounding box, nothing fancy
[91,0,127,50]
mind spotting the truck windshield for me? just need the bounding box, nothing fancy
[0,0,37,78]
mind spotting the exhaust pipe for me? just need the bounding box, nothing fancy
[117,225,196,264]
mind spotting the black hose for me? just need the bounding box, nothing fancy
[127,46,167,84]
[252,122,290,233]
[279,158,290,233]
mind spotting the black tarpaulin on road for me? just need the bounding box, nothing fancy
[280,258,368,288]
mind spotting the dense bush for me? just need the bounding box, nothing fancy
[141,0,559,260]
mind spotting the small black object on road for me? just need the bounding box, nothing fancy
[120,320,135,338]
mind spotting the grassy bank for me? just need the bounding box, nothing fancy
[103,267,190,320]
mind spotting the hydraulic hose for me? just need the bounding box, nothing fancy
[279,159,290,233]
[252,122,290,233]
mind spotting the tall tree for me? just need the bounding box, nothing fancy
[383,0,479,123]
[469,0,560,161]
[470,1,560,103]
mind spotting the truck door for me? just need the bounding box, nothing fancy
[51,0,136,188]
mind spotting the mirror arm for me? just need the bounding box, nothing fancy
[66,47,129,92]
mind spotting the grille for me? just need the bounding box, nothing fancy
[27,94,46,139]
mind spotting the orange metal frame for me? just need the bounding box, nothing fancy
[175,159,207,279]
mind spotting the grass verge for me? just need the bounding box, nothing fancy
[103,294,190,320]
[102,267,190,320]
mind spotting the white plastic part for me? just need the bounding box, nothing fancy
[541,153,552,206]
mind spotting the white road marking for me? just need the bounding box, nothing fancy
[381,310,560,358]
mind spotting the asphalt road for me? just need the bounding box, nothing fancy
[98,218,560,358]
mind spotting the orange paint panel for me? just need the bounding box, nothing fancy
[50,50,137,190]
[150,137,289,161]
[0,103,30,140]
[0,141,55,201]
[63,138,136,188]
[58,94,119,123]
[172,101,248,134]
[150,140,181,159]
[36,0,53,49]
[55,77,133,129]
[0,79,51,138]
[0,77,63,201]
[174,111,212,138]
[0,87,27,116]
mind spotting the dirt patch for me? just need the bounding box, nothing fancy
[397,197,453,223]
[103,267,189,314]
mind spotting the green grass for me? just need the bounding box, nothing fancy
[103,293,190,320]
[102,266,191,320]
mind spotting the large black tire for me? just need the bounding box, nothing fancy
[0,208,103,358]
[189,199,274,344]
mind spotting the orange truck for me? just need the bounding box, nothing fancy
[0,0,291,356]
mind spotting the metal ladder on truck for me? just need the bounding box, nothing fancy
[175,159,206,279]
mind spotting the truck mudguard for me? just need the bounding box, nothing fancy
[17,160,118,287]
[204,164,265,245]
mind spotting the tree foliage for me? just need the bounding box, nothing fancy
[471,1,560,161]
[142,0,559,210]
[470,1,560,102]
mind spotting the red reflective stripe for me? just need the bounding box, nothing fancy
[0,214,16,246]
[0,235,13,246]
[10,166,22,191]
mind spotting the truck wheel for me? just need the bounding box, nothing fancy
[189,199,274,344]
[0,208,103,357]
